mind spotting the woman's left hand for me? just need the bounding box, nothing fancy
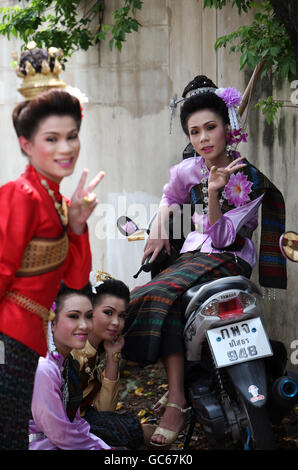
[68,169,105,234]
[208,157,246,193]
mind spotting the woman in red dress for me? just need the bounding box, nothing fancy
[0,86,104,449]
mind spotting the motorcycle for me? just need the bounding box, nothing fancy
[117,216,298,450]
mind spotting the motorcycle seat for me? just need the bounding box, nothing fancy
[181,275,261,318]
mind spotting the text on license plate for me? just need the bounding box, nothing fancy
[206,317,273,368]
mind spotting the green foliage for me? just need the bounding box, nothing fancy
[203,0,252,14]
[95,0,142,51]
[254,96,283,125]
[0,0,143,64]
[204,0,296,123]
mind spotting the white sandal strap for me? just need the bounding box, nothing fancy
[166,403,191,413]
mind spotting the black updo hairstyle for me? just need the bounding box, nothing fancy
[180,75,229,136]
[92,279,130,309]
[54,282,93,320]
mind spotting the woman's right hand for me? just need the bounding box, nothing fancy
[68,169,105,235]
[142,213,171,264]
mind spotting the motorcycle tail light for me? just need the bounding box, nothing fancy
[238,291,256,308]
[217,297,243,319]
[200,291,256,318]
[201,299,218,316]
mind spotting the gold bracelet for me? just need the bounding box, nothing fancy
[105,351,121,363]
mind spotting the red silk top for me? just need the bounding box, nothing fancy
[0,165,92,356]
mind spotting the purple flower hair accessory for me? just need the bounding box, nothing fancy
[216,87,242,108]
[226,129,248,145]
[215,87,243,131]
[51,301,57,312]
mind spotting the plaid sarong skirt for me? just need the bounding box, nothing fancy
[123,252,251,366]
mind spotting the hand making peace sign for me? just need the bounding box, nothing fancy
[68,169,105,234]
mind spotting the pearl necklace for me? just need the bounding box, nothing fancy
[41,178,68,227]
[201,162,227,215]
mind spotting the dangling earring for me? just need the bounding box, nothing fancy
[226,144,233,159]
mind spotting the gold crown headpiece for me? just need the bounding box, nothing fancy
[89,270,114,294]
[95,270,114,282]
[13,41,67,100]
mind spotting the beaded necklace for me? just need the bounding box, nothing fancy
[200,161,227,214]
[41,178,68,227]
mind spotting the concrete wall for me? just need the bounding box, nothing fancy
[0,0,297,365]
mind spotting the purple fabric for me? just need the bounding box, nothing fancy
[29,353,110,450]
[159,156,264,268]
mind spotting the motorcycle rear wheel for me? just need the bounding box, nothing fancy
[239,397,275,450]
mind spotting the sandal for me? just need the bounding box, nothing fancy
[152,391,168,416]
[150,403,191,448]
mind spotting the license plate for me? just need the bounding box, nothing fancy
[206,317,273,368]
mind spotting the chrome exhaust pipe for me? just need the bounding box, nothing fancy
[272,375,298,407]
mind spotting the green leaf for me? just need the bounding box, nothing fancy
[0,0,143,62]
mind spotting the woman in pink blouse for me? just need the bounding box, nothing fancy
[29,283,110,450]
[122,75,286,447]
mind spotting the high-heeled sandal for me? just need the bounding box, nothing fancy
[150,402,191,448]
[152,391,168,416]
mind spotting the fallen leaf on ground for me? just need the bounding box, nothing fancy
[158,384,168,389]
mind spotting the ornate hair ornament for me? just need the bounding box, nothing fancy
[12,41,88,112]
[169,84,248,146]
[13,41,66,100]
[47,301,58,356]
[89,270,114,294]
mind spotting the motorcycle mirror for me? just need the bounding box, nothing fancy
[279,231,298,262]
[117,216,139,237]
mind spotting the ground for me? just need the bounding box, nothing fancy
[117,360,298,450]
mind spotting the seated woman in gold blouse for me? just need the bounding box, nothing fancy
[72,274,154,449]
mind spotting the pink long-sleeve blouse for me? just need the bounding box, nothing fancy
[29,352,111,450]
[159,156,264,268]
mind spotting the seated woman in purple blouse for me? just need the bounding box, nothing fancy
[29,283,110,450]
[121,75,286,447]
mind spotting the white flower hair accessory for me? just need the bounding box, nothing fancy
[89,270,114,294]
[47,320,57,354]
[89,271,103,294]
[65,85,89,104]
